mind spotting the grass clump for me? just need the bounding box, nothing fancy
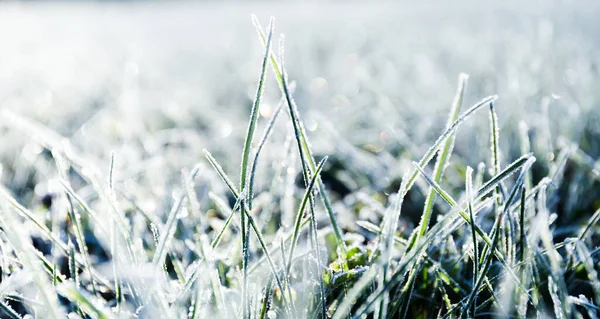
[0,15,599,319]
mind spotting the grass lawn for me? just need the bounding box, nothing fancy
[0,2,599,318]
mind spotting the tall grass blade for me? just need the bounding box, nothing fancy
[466,166,478,317]
[395,74,468,316]
[416,73,468,239]
[374,171,409,318]
[248,98,285,212]
[204,150,293,317]
[461,198,504,317]
[489,102,502,191]
[239,23,275,317]
[518,121,533,190]
[255,17,348,255]
[286,156,327,274]
[518,186,527,262]
[107,152,122,314]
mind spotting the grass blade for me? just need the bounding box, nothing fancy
[248,98,285,213]
[462,199,504,316]
[578,207,600,242]
[56,283,113,319]
[466,166,478,317]
[204,150,292,317]
[54,151,98,295]
[0,300,22,319]
[255,17,348,256]
[210,193,243,249]
[286,156,327,274]
[412,154,535,297]
[0,213,63,319]
[416,73,468,239]
[518,186,527,262]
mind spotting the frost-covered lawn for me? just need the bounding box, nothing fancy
[0,2,599,318]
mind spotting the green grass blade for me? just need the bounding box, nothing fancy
[376,172,409,318]
[489,102,501,188]
[242,201,293,317]
[0,187,69,254]
[356,220,408,246]
[416,73,468,239]
[241,16,274,195]
[255,18,348,256]
[466,166,478,317]
[476,153,533,198]
[353,193,497,317]
[204,150,292,317]
[578,207,600,242]
[259,277,274,319]
[239,25,275,318]
[210,192,243,249]
[56,283,113,319]
[401,94,498,197]
[247,216,312,275]
[249,98,285,212]
[354,197,496,318]
[462,201,504,316]
[198,235,228,315]
[332,266,378,319]
[518,121,533,190]
[398,74,468,311]
[518,186,527,262]
[204,150,240,194]
[107,153,122,313]
[286,156,327,274]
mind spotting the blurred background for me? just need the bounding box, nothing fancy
[0,0,599,226]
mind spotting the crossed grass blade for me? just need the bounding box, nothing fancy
[203,150,292,317]
[253,16,348,257]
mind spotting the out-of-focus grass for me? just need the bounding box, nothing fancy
[0,2,599,318]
